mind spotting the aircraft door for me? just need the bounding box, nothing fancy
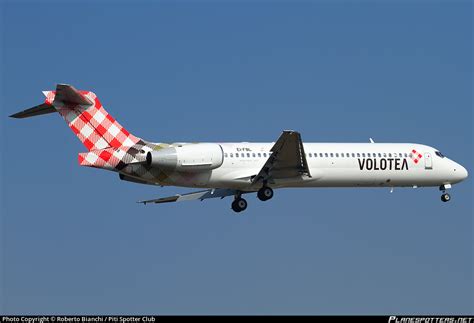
[424,152,433,170]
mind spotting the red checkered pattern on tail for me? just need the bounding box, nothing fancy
[410,149,423,164]
[79,148,127,170]
[44,90,141,151]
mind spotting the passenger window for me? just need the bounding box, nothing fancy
[258,153,261,157]
[236,153,239,157]
[320,153,323,157]
[330,153,334,157]
[230,153,233,158]
[325,153,328,157]
[335,153,339,157]
[314,153,317,158]
[247,153,250,157]
[352,153,355,157]
[378,153,382,157]
[263,153,267,157]
[388,153,392,157]
[309,153,312,157]
[357,153,360,157]
[404,153,408,158]
[383,153,387,157]
[224,153,228,158]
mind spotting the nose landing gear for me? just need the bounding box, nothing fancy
[439,184,452,203]
[441,193,451,202]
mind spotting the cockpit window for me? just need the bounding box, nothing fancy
[435,151,445,158]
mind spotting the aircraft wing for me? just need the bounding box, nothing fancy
[138,188,238,205]
[252,130,311,184]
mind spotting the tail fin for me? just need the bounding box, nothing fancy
[10,84,142,151]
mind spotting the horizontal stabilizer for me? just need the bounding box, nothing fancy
[9,103,56,119]
[54,84,93,105]
[138,188,238,205]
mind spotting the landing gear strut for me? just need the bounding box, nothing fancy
[257,186,274,201]
[231,196,248,213]
[439,184,452,203]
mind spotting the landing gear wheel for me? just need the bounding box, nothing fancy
[257,187,274,201]
[441,193,451,202]
[231,198,248,212]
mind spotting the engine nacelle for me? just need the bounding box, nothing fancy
[146,143,224,172]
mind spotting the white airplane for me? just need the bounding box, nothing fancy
[11,84,469,212]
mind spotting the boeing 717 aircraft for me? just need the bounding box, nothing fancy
[10,84,469,212]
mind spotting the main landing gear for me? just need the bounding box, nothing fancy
[257,186,274,201]
[439,184,452,203]
[231,196,248,213]
[231,186,274,213]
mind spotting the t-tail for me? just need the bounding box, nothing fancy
[10,84,151,171]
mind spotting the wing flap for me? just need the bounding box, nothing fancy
[138,188,237,205]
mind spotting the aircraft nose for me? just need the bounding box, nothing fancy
[453,164,468,182]
[460,165,468,180]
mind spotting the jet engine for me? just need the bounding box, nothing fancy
[146,143,224,172]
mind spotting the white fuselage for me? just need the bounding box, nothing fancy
[160,142,467,191]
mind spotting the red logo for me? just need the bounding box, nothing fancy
[411,149,423,164]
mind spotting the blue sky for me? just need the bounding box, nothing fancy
[1,0,472,314]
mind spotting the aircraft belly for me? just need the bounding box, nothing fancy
[300,167,443,188]
[123,158,445,190]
